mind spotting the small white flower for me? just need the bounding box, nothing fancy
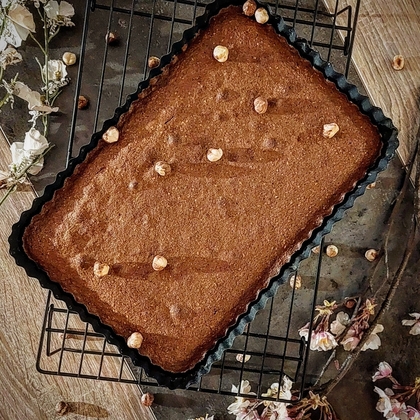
[13,82,59,113]
[330,311,350,336]
[23,128,49,156]
[0,46,22,69]
[312,330,338,351]
[0,2,36,50]
[44,0,75,27]
[9,129,49,176]
[43,59,68,82]
[361,324,384,351]
[402,313,420,335]
[227,380,256,416]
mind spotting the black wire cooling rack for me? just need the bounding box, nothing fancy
[35,0,362,403]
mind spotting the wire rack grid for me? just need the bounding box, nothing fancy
[35,0,361,403]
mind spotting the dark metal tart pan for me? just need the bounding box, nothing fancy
[9,0,398,389]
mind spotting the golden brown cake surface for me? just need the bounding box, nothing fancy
[23,6,381,373]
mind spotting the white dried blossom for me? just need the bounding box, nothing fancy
[0,46,22,69]
[0,2,36,51]
[9,128,49,176]
[43,59,67,82]
[402,312,420,335]
[42,59,69,95]
[14,81,58,113]
[44,0,75,31]
[361,324,384,351]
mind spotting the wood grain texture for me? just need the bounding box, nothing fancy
[324,0,420,164]
[0,131,156,420]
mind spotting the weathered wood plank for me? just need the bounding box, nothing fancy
[324,0,420,164]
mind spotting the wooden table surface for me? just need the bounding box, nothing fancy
[0,1,419,419]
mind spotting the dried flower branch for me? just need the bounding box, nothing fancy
[0,0,75,207]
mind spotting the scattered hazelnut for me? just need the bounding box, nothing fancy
[323,123,340,138]
[365,249,379,262]
[141,392,154,407]
[62,52,77,66]
[367,182,376,189]
[392,55,404,70]
[255,7,269,24]
[236,353,251,363]
[102,126,119,143]
[148,56,160,69]
[213,45,229,62]
[78,95,89,110]
[289,273,302,289]
[312,245,320,254]
[152,255,168,271]
[345,299,356,309]
[243,0,257,16]
[127,332,144,349]
[254,96,268,114]
[105,31,119,45]
[206,148,223,162]
[93,261,110,278]
[154,161,171,176]
[326,245,339,258]
[55,401,69,416]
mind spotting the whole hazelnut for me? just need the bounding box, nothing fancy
[392,55,404,70]
[154,161,171,176]
[93,262,110,278]
[323,123,339,138]
[102,126,120,143]
[62,52,77,66]
[254,96,268,114]
[365,249,379,262]
[213,45,229,62]
[206,148,223,162]
[289,273,302,289]
[148,56,160,69]
[127,332,144,349]
[152,255,168,271]
[255,7,269,24]
[345,299,356,309]
[326,245,339,258]
[141,392,154,407]
[105,31,119,45]
[312,245,320,254]
[55,401,69,416]
[78,95,89,110]
[243,0,257,16]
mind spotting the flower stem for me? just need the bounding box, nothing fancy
[29,32,46,55]
[0,185,17,207]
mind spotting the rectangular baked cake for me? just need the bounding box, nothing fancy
[22,5,382,374]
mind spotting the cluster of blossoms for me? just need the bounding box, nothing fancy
[373,362,420,420]
[227,377,293,420]
[298,298,384,353]
[0,0,75,204]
